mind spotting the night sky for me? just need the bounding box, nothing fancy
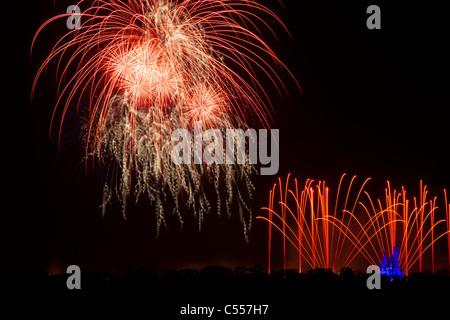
[4,0,450,275]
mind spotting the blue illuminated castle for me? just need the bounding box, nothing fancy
[380,245,403,279]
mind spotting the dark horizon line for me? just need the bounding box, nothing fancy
[3,265,450,278]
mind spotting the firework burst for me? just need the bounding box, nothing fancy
[32,0,296,237]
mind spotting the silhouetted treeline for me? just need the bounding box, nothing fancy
[3,266,449,318]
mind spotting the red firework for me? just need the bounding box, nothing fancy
[258,174,450,274]
[31,0,296,148]
[31,0,297,236]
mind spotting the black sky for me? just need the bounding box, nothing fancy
[4,0,450,274]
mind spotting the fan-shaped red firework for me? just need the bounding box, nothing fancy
[258,174,450,274]
[32,0,296,237]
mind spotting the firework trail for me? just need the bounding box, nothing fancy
[258,174,450,274]
[32,0,296,238]
[258,174,371,273]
